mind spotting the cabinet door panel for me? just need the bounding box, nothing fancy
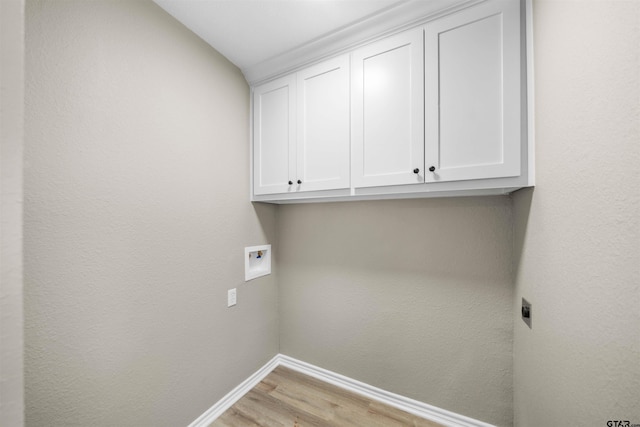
[425,0,521,183]
[253,75,296,195]
[352,28,424,188]
[297,55,350,192]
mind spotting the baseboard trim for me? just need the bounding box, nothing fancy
[187,354,280,427]
[278,355,494,427]
[188,354,494,427]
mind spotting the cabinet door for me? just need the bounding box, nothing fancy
[425,0,521,183]
[352,28,424,188]
[253,75,296,195]
[296,55,350,192]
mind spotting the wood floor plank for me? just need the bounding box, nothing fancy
[270,366,372,408]
[215,388,329,427]
[263,367,371,426]
[213,405,263,427]
[367,401,444,427]
[210,366,445,427]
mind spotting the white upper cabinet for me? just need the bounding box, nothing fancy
[297,55,350,192]
[425,0,522,183]
[253,55,350,196]
[351,28,424,188]
[253,75,296,196]
[251,0,532,203]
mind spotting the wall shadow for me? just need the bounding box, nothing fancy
[511,187,534,283]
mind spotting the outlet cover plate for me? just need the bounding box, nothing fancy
[228,288,237,307]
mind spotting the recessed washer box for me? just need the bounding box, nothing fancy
[245,244,271,281]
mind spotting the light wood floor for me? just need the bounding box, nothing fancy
[210,366,444,427]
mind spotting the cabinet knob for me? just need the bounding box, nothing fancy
[288,181,293,185]
[413,168,420,174]
[297,180,302,184]
[429,166,436,172]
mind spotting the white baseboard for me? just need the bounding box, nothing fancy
[187,354,280,427]
[188,354,494,427]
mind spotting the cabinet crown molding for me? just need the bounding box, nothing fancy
[243,0,485,85]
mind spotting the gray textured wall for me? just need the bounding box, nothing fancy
[22,1,640,427]
[24,1,278,425]
[1,0,25,425]
[277,198,514,426]
[513,1,640,425]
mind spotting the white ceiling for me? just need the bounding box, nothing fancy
[153,0,408,70]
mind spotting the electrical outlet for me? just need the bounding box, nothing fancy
[227,288,237,307]
[521,298,531,328]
